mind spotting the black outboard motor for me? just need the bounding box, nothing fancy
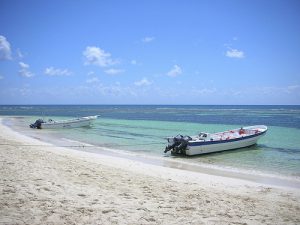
[165,135,183,153]
[164,135,192,155]
[29,119,44,129]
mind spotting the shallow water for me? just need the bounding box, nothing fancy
[1,105,300,179]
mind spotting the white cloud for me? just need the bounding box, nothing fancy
[86,77,100,84]
[19,62,34,78]
[83,46,118,67]
[104,68,124,75]
[226,48,245,58]
[16,49,24,59]
[0,35,12,60]
[134,78,152,86]
[0,75,4,80]
[192,88,217,95]
[167,65,182,77]
[87,71,95,76]
[226,84,300,97]
[44,67,72,76]
[260,84,300,95]
[286,85,300,93]
[19,85,32,96]
[131,60,137,65]
[142,37,155,43]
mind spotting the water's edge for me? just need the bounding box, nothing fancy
[4,116,300,189]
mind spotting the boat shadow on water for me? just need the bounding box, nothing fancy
[258,144,300,154]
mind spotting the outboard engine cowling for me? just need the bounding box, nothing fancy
[164,135,192,155]
[30,119,44,129]
[164,135,183,153]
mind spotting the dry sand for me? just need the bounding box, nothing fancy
[1,117,300,225]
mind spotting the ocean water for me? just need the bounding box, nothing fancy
[1,105,300,179]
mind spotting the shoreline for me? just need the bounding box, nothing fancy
[4,116,300,189]
[1,116,300,224]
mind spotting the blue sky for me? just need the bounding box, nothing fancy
[0,0,300,104]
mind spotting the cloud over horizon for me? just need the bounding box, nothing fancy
[18,62,34,78]
[142,37,155,43]
[134,78,152,86]
[86,77,100,84]
[44,67,72,76]
[83,46,118,67]
[226,48,245,58]
[104,68,124,75]
[167,65,182,77]
[0,35,12,60]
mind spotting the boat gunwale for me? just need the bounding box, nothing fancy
[42,116,97,125]
[188,130,267,147]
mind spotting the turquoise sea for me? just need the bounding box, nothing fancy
[1,105,300,182]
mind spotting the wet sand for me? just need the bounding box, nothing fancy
[1,117,300,224]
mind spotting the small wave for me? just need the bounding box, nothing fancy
[19,106,33,109]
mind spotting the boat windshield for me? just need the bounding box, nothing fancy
[199,132,210,139]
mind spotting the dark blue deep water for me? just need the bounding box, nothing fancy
[1,105,300,128]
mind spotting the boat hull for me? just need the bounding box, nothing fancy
[165,125,268,156]
[185,131,266,155]
[40,116,97,129]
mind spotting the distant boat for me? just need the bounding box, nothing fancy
[30,115,98,129]
[164,125,267,156]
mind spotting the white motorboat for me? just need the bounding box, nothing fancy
[30,115,98,129]
[164,125,267,156]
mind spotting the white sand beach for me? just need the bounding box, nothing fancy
[1,117,300,225]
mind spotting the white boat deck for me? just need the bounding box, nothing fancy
[30,115,99,129]
[190,125,267,143]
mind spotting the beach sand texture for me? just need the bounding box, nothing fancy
[1,118,300,225]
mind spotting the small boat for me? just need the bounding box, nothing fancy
[164,125,267,156]
[30,115,98,129]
